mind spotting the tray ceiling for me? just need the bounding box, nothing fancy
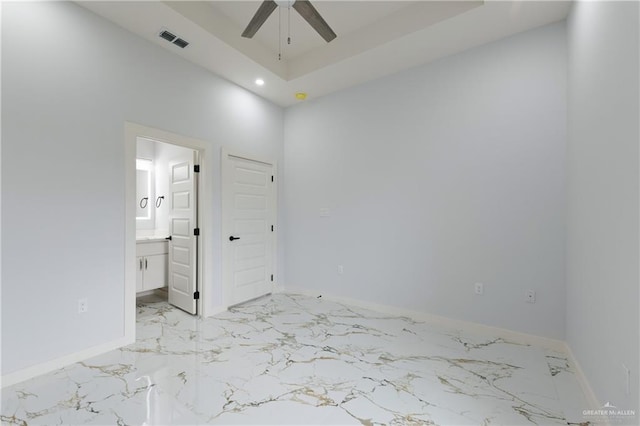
[79,1,571,106]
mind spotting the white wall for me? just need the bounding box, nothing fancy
[566,1,639,413]
[284,22,567,339]
[137,138,156,162]
[1,2,284,375]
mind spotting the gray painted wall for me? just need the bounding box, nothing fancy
[1,2,284,375]
[566,0,639,413]
[284,23,567,339]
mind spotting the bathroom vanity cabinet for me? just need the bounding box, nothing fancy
[136,240,168,292]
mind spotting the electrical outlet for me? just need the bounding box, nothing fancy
[623,364,631,395]
[78,298,88,314]
[526,290,536,303]
[337,265,344,275]
[474,283,484,295]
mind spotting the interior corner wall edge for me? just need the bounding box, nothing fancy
[283,21,568,339]
[566,0,639,413]
[0,1,284,375]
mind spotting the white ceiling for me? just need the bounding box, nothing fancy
[79,1,572,107]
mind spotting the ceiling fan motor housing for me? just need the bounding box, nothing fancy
[242,0,336,43]
[274,0,295,8]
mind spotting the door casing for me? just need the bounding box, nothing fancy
[125,122,209,343]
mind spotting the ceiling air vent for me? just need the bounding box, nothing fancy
[173,38,189,49]
[159,30,176,42]
[158,29,189,49]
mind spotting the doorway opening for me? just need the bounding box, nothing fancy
[125,123,209,344]
[135,138,200,314]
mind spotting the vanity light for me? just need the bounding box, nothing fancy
[255,78,265,86]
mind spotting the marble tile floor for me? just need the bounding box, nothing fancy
[2,293,592,425]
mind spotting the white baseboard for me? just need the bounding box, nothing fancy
[564,343,602,412]
[1,336,133,388]
[205,305,228,317]
[282,286,567,352]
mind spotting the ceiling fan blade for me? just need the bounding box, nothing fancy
[292,0,337,43]
[242,0,278,39]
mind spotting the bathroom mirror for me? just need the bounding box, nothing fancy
[136,168,150,219]
[136,159,155,228]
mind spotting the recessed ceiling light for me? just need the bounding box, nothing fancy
[255,78,265,86]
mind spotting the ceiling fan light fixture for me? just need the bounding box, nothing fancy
[255,78,265,86]
[274,0,295,8]
[242,0,336,43]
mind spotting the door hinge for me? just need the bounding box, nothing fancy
[194,228,200,236]
[193,291,200,300]
[271,175,274,182]
[270,274,274,282]
[194,165,200,173]
[271,225,274,232]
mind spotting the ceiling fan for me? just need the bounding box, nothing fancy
[241,0,337,43]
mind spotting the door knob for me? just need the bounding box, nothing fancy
[229,236,240,241]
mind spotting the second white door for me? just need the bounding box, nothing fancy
[222,152,275,306]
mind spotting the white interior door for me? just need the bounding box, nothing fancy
[168,151,198,314]
[222,152,275,306]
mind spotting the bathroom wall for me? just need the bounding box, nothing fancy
[137,138,156,162]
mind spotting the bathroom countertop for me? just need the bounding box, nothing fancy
[136,235,170,243]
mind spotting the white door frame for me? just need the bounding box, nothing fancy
[221,147,277,307]
[125,122,210,342]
